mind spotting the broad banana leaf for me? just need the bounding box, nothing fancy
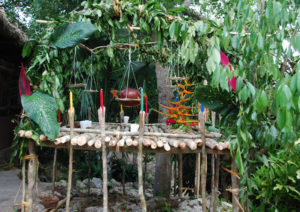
[21,91,60,140]
[50,22,98,48]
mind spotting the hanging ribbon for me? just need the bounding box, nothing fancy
[18,63,31,98]
[144,95,148,115]
[140,88,144,112]
[220,51,236,92]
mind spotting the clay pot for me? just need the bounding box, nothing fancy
[41,196,59,209]
[117,88,141,107]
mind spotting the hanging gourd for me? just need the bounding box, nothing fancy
[113,88,141,107]
[112,34,141,107]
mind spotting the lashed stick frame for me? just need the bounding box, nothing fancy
[20,120,240,212]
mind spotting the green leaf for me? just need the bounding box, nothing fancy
[231,34,240,49]
[50,22,98,48]
[292,34,300,52]
[277,108,285,129]
[22,41,32,58]
[194,85,239,116]
[21,91,60,140]
[257,33,264,50]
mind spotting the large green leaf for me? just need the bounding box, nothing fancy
[194,85,239,116]
[50,22,98,48]
[21,91,60,140]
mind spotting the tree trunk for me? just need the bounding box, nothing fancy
[154,62,173,197]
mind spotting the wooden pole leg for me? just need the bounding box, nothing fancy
[178,153,183,198]
[25,141,38,212]
[231,153,241,212]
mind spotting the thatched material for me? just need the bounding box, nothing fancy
[0,8,27,47]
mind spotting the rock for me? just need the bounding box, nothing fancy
[91,177,102,188]
[56,179,67,187]
[33,203,45,212]
[76,180,86,189]
[85,206,103,212]
[38,190,62,199]
[90,188,102,196]
[110,178,121,186]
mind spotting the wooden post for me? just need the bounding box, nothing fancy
[51,148,58,195]
[212,154,220,212]
[195,153,201,197]
[88,151,91,194]
[178,153,183,198]
[231,153,240,212]
[25,141,37,212]
[65,108,74,212]
[122,152,126,195]
[200,106,207,212]
[21,158,26,212]
[98,107,108,212]
[210,154,215,212]
[138,111,147,212]
[174,155,177,195]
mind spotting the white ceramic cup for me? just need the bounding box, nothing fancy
[130,124,139,132]
[124,116,130,123]
[80,120,92,129]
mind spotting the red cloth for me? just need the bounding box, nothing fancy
[18,63,31,98]
[220,51,236,92]
[166,118,176,126]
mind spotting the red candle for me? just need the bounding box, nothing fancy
[100,89,104,116]
[58,108,61,123]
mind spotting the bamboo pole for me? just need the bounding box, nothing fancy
[195,153,201,197]
[21,159,26,212]
[211,154,215,212]
[65,108,74,212]
[231,152,240,212]
[212,154,220,212]
[178,153,183,198]
[51,148,57,195]
[25,141,37,212]
[138,111,147,211]
[60,128,222,139]
[200,105,207,212]
[98,107,108,212]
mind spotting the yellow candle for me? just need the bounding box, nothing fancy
[70,91,73,117]
[121,104,123,112]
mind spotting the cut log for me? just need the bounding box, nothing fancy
[168,139,178,148]
[71,135,82,145]
[55,135,70,144]
[184,139,197,150]
[125,137,133,146]
[105,136,111,142]
[87,137,99,147]
[132,138,139,146]
[143,138,151,147]
[156,139,164,148]
[163,142,171,151]
[94,140,102,148]
[118,138,125,147]
[25,131,32,139]
[150,140,157,149]
[39,134,47,142]
[205,138,218,149]
[18,130,25,137]
[179,141,186,149]
[77,134,95,146]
